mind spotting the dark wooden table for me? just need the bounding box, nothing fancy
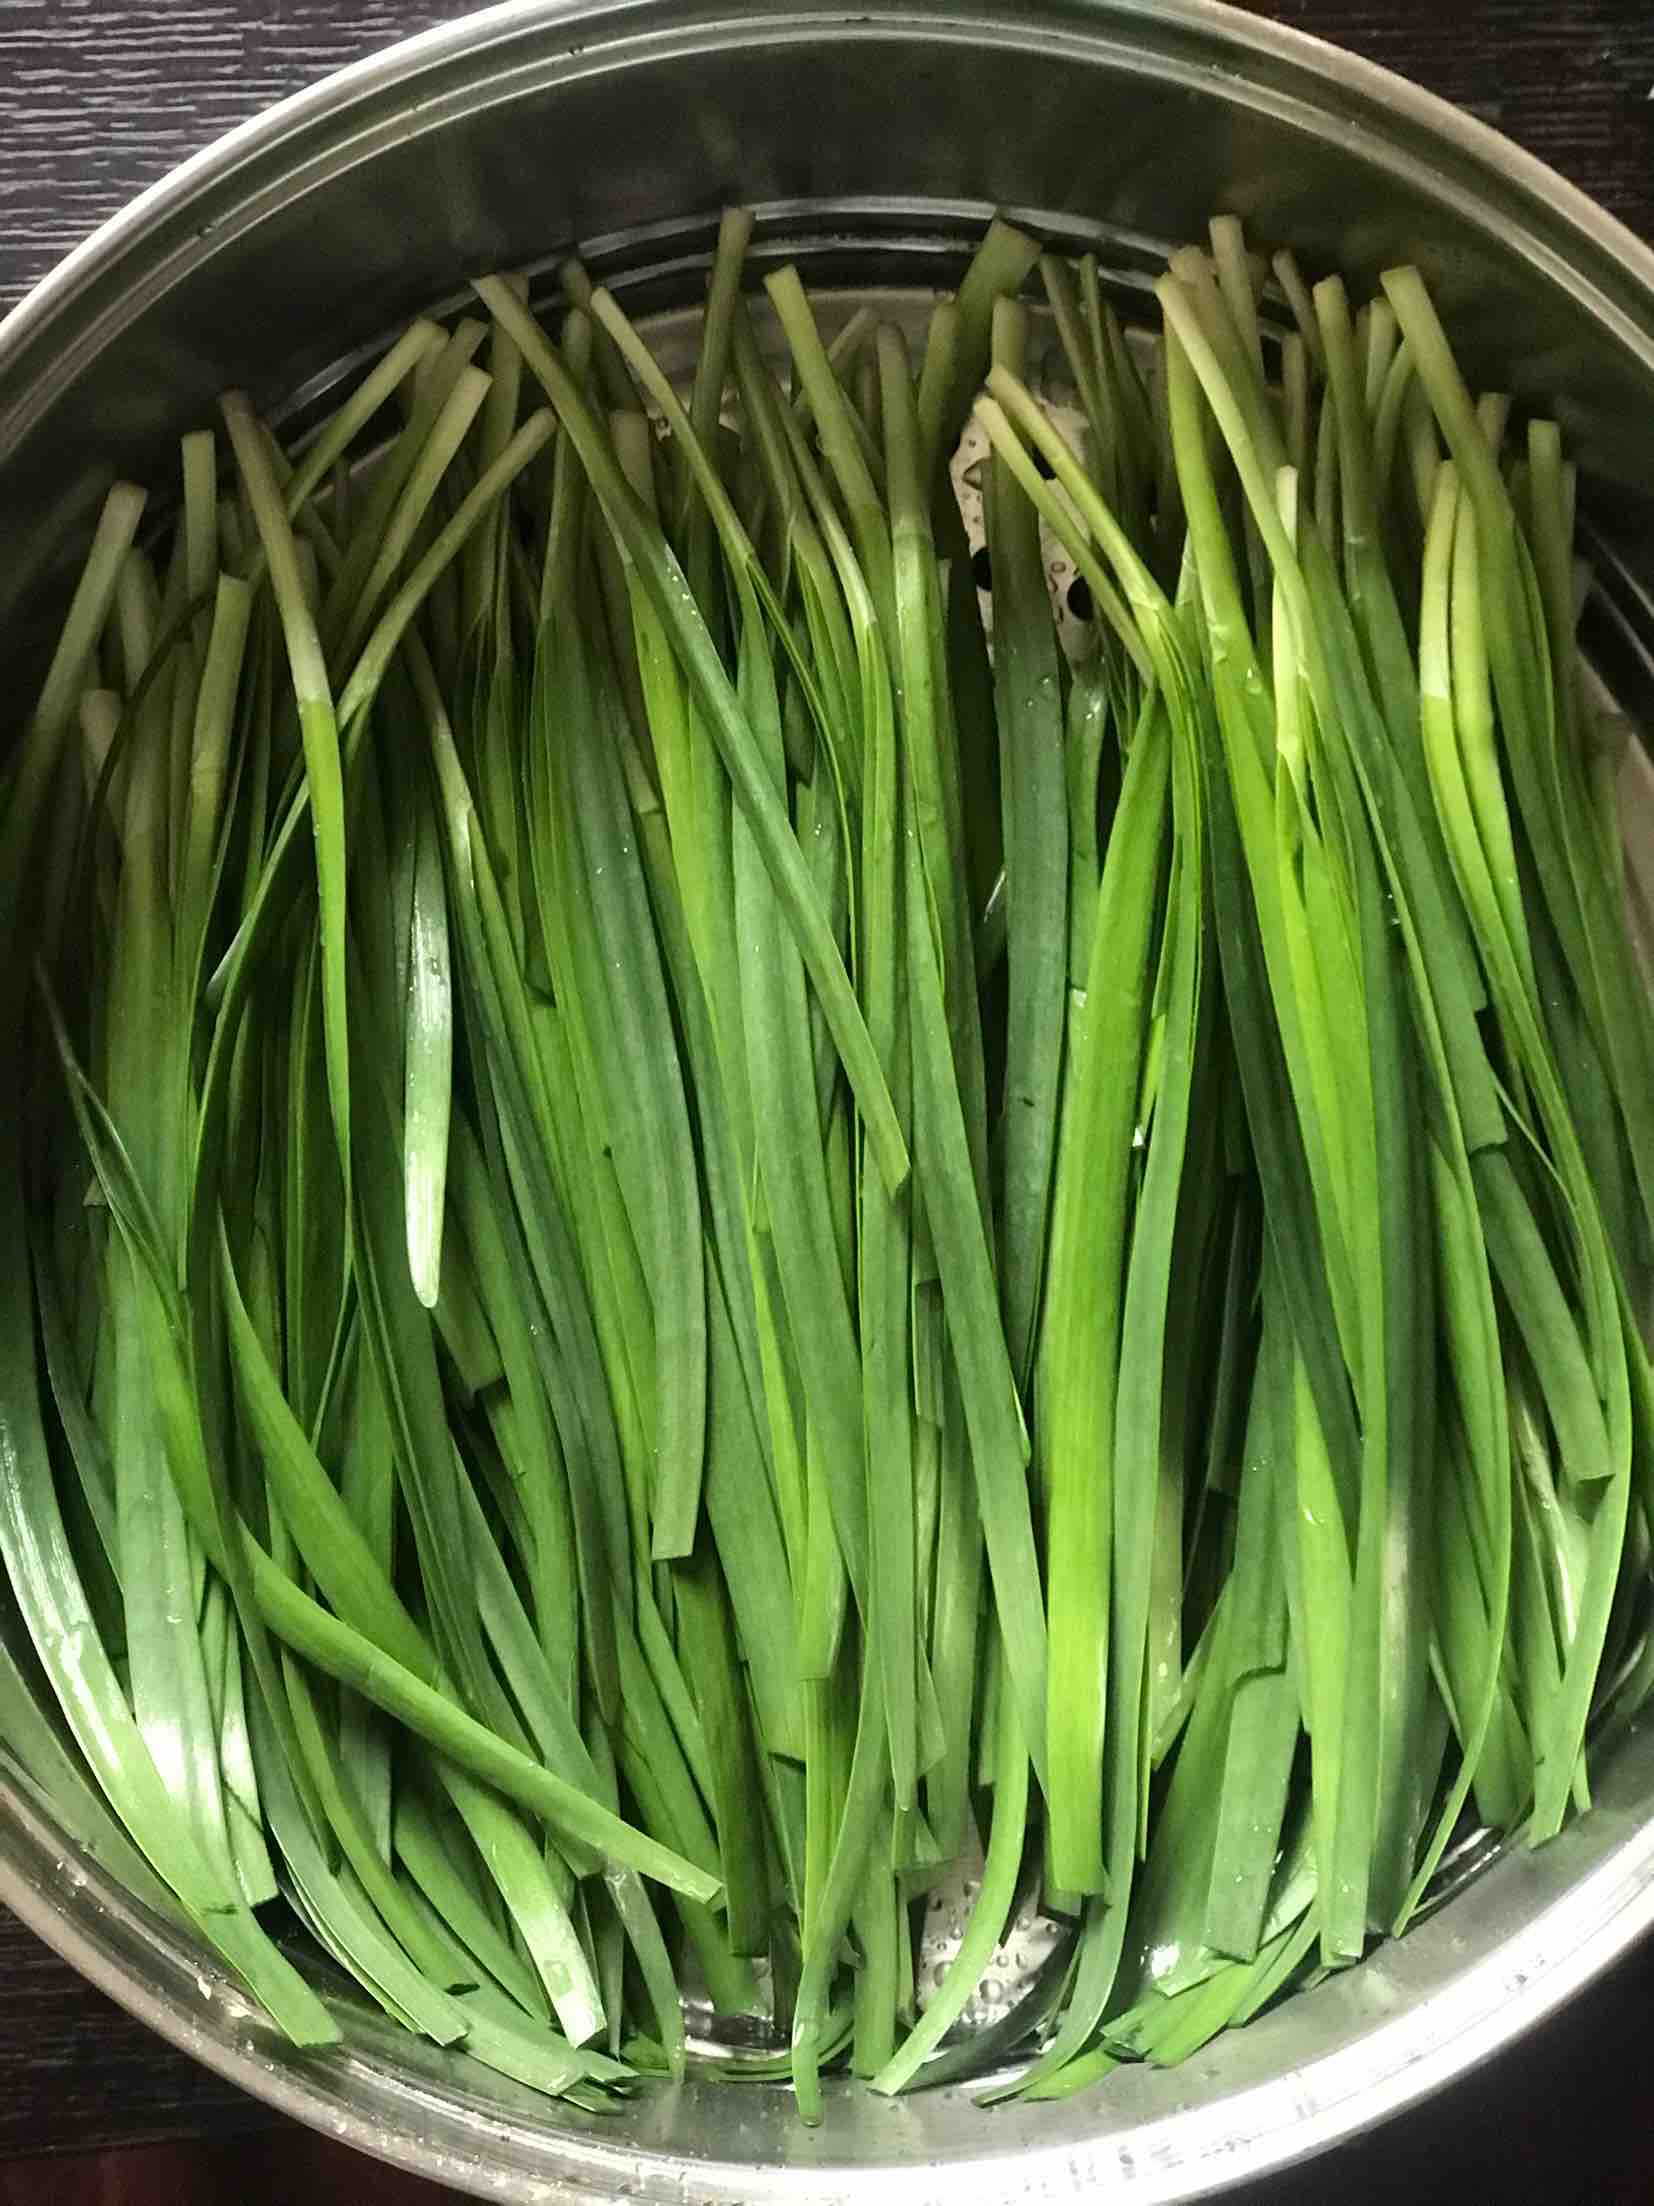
[3,1,1654,2197]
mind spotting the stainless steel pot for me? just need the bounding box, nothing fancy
[6,5,1654,2198]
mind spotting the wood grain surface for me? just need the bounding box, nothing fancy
[0,1910,272,2155]
[1,0,1653,2189]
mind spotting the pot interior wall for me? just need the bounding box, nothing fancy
[4,2,1654,665]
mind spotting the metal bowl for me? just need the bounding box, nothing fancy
[6,4,1654,2198]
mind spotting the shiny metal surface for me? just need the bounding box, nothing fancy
[6,3,1654,2197]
